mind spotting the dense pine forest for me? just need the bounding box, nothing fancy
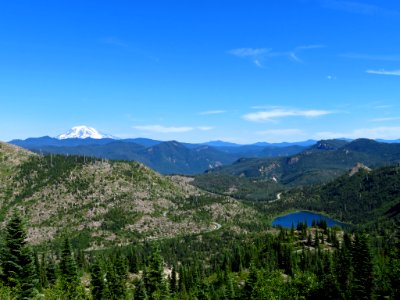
[0,210,399,299]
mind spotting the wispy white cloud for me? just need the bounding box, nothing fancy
[370,117,400,122]
[228,48,270,67]
[341,53,400,62]
[133,125,193,133]
[366,69,400,76]
[320,0,399,17]
[243,109,333,122]
[197,126,214,131]
[229,45,324,67]
[199,110,226,115]
[326,75,337,80]
[314,126,400,140]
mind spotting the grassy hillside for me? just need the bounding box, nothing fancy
[0,142,261,249]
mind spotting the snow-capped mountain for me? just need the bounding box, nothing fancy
[56,126,116,140]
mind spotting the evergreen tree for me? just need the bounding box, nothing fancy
[90,260,104,300]
[105,265,126,300]
[19,247,37,299]
[45,255,57,286]
[196,281,210,300]
[59,237,80,298]
[144,247,167,299]
[243,262,257,299]
[114,253,128,281]
[335,236,353,299]
[134,278,148,300]
[225,273,236,299]
[127,248,139,273]
[36,252,48,289]
[351,233,373,300]
[0,211,37,299]
[317,254,340,299]
[314,230,320,248]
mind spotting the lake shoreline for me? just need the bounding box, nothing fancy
[271,210,350,229]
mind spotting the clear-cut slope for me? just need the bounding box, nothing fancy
[0,142,259,249]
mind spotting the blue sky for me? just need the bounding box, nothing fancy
[1,0,399,143]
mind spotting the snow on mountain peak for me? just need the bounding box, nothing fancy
[56,126,115,140]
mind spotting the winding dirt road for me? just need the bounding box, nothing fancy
[268,192,282,203]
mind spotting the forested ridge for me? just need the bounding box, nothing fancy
[0,143,399,299]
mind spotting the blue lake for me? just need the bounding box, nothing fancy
[272,211,347,228]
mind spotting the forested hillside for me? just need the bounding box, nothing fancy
[0,141,399,299]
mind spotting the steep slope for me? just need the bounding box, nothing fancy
[0,142,259,249]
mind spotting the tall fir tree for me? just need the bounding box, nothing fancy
[334,235,353,299]
[144,247,168,299]
[0,211,37,299]
[59,237,80,298]
[351,233,373,300]
[90,260,104,300]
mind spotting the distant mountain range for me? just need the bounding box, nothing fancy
[9,126,313,174]
[8,126,400,175]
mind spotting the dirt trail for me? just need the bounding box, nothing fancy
[268,192,282,203]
